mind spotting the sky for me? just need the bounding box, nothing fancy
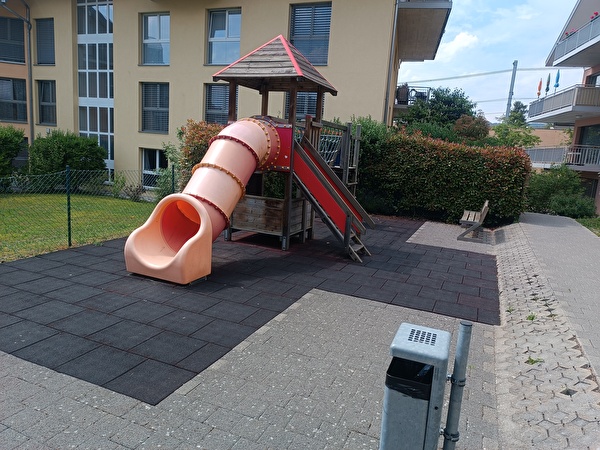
[398,0,583,123]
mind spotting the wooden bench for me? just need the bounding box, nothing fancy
[457,200,489,242]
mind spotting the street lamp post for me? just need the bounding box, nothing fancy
[1,0,35,145]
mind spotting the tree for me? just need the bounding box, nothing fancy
[399,87,478,126]
[505,100,528,127]
[453,112,490,142]
[491,101,541,148]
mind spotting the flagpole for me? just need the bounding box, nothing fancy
[505,60,518,119]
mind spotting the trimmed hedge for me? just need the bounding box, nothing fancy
[358,130,531,225]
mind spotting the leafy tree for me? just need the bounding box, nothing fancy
[505,100,528,127]
[399,87,478,126]
[490,122,541,148]
[29,130,106,174]
[453,113,490,142]
[0,125,26,176]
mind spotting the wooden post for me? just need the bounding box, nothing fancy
[260,88,269,116]
[228,82,237,123]
[282,87,297,250]
[315,88,324,122]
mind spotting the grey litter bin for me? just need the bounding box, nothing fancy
[379,323,451,450]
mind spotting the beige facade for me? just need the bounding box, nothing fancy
[1,0,449,175]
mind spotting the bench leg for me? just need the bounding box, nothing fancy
[457,222,484,242]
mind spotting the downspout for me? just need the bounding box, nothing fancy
[1,0,34,145]
[383,0,399,126]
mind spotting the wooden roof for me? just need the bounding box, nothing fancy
[212,34,337,96]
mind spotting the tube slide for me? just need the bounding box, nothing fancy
[124,118,280,284]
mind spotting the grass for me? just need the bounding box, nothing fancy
[577,217,600,237]
[1,193,155,262]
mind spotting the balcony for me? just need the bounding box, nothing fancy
[394,85,431,111]
[527,85,600,125]
[395,0,452,61]
[550,17,600,67]
[526,145,600,172]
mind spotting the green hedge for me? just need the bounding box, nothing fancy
[358,130,531,225]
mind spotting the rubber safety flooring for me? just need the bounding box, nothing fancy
[0,216,498,405]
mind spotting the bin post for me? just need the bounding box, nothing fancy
[379,323,451,450]
[442,321,473,450]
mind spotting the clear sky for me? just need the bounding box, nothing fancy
[398,0,583,123]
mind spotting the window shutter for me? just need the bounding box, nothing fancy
[36,19,55,65]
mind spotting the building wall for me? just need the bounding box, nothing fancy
[3,0,396,173]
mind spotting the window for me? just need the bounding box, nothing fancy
[205,84,237,125]
[142,13,170,65]
[142,83,169,133]
[36,19,55,65]
[290,2,331,65]
[77,0,113,35]
[142,148,168,187]
[285,91,322,122]
[38,80,56,125]
[0,17,25,63]
[0,78,27,122]
[207,8,241,65]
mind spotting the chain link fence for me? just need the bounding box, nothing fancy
[0,167,178,262]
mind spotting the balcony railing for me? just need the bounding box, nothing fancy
[528,85,600,121]
[394,85,431,107]
[554,18,600,62]
[526,145,600,169]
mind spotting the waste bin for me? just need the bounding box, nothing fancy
[379,323,451,450]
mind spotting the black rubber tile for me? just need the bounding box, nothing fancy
[0,312,21,328]
[244,293,301,312]
[13,333,99,369]
[192,319,256,348]
[165,293,220,314]
[88,320,161,350]
[111,301,175,323]
[177,342,230,372]
[14,276,74,295]
[50,310,122,336]
[0,270,45,286]
[57,346,145,385]
[76,292,137,313]
[0,290,48,314]
[241,308,280,328]
[44,284,105,303]
[14,300,84,325]
[41,264,91,280]
[6,257,65,272]
[130,331,207,365]
[104,359,196,405]
[202,301,258,323]
[71,270,122,287]
[210,285,260,303]
[129,283,183,304]
[0,320,58,353]
[150,310,214,336]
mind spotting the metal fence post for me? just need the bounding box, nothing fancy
[66,165,72,247]
[171,164,175,193]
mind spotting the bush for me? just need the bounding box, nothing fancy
[0,125,26,176]
[357,127,531,224]
[526,164,596,218]
[29,130,106,174]
[167,120,225,190]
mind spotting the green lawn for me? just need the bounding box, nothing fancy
[1,193,155,262]
[577,217,600,237]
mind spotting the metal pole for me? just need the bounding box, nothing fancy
[505,60,518,120]
[442,321,473,450]
[66,165,72,247]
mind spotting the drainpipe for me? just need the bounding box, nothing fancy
[1,0,34,145]
[383,0,399,126]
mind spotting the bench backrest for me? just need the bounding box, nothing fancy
[480,200,489,223]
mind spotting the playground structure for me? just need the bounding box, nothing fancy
[124,35,374,284]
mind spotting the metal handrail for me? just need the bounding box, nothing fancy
[554,17,600,62]
[528,85,600,118]
[525,145,600,167]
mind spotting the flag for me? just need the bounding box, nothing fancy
[545,73,551,94]
[537,78,542,98]
[554,70,560,89]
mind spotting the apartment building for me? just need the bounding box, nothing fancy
[0,0,450,182]
[527,0,600,212]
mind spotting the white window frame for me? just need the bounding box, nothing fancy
[38,80,57,125]
[141,82,169,133]
[207,8,241,65]
[142,13,170,65]
[142,148,168,188]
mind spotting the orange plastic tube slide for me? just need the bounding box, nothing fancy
[124,118,280,284]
